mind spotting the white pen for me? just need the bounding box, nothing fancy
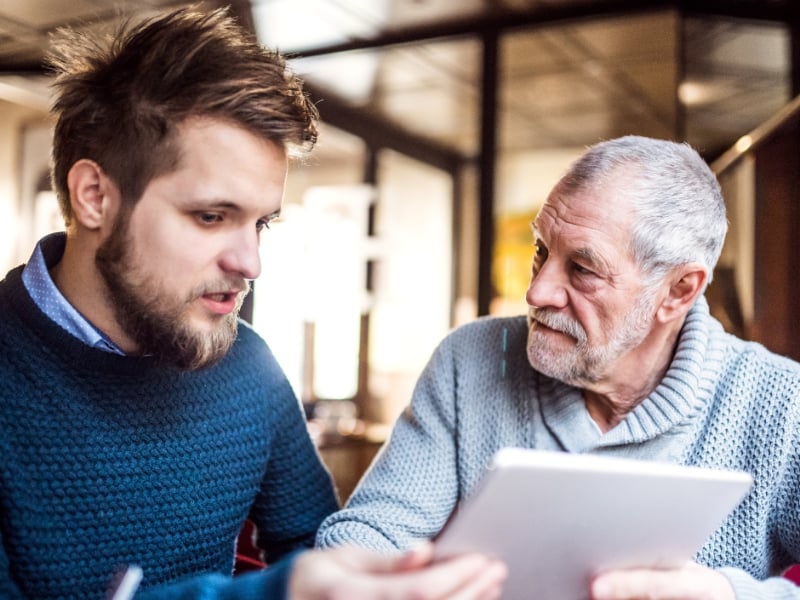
[107,565,143,600]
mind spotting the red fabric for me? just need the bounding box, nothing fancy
[784,564,800,585]
[234,520,266,575]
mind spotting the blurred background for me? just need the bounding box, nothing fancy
[2,0,799,499]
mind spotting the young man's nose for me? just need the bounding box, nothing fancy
[220,232,261,280]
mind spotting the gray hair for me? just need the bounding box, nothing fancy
[557,135,728,286]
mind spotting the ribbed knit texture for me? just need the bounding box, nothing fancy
[317,296,800,599]
[0,262,339,600]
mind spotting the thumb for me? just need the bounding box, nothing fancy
[339,542,434,574]
[392,541,435,572]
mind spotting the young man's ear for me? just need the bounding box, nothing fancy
[66,159,119,231]
[656,264,708,323]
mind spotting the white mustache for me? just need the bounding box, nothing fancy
[529,308,587,343]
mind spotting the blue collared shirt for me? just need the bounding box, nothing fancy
[21,233,125,355]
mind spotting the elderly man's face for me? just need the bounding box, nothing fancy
[525,180,659,386]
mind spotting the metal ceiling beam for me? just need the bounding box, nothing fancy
[477,29,499,317]
[280,0,793,60]
[682,1,799,23]
[281,0,672,57]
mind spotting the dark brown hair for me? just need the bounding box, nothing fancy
[47,7,318,223]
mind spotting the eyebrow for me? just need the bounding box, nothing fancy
[191,199,281,222]
[572,247,607,272]
[186,198,241,211]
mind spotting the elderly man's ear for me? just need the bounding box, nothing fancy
[66,159,120,232]
[656,265,708,323]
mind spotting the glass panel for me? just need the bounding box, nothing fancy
[682,17,789,154]
[252,0,392,49]
[492,148,583,316]
[368,149,453,423]
[500,10,679,150]
[288,36,482,155]
[304,184,372,401]
[251,126,367,403]
[252,0,487,47]
[374,39,481,154]
[712,155,754,338]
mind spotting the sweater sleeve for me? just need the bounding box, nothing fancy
[719,567,800,600]
[248,362,340,563]
[726,389,800,599]
[0,529,24,600]
[718,370,800,600]
[315,333,461,552]
[134,551,299,600]
[0,531,298,600]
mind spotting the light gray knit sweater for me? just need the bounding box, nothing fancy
[316,296,800,599]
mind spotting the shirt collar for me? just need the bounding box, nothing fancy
[21,232,126,355]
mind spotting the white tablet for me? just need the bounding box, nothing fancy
[433,448,753,600]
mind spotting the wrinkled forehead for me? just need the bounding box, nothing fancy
[538,176,636,234]
[533,181,639,267]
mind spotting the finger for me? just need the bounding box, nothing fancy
[441,559,508,600]
[381,554,506,600]
[326,543,434,575]
[340,541,442,575]
[393,541,435,572]
[591,567,733,600]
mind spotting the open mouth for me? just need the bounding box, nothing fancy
[201,291,239,315]
[206,292,235,303]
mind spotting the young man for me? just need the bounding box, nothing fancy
[0,8,506,600]
[317,136,800,599]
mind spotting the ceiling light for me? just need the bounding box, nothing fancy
[735,135,752,153]
[677,81,714,106]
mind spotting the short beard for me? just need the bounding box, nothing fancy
[95,211,247,371]
[526,288,657,386]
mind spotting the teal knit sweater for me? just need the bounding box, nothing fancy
[0,264,339,599]
[317,297,800,599]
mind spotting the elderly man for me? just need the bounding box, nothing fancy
[316,136,800,599]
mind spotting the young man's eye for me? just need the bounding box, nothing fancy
[255,218,271,233]
[198,213,223,225]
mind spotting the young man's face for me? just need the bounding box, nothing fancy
[96,117,287,370]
